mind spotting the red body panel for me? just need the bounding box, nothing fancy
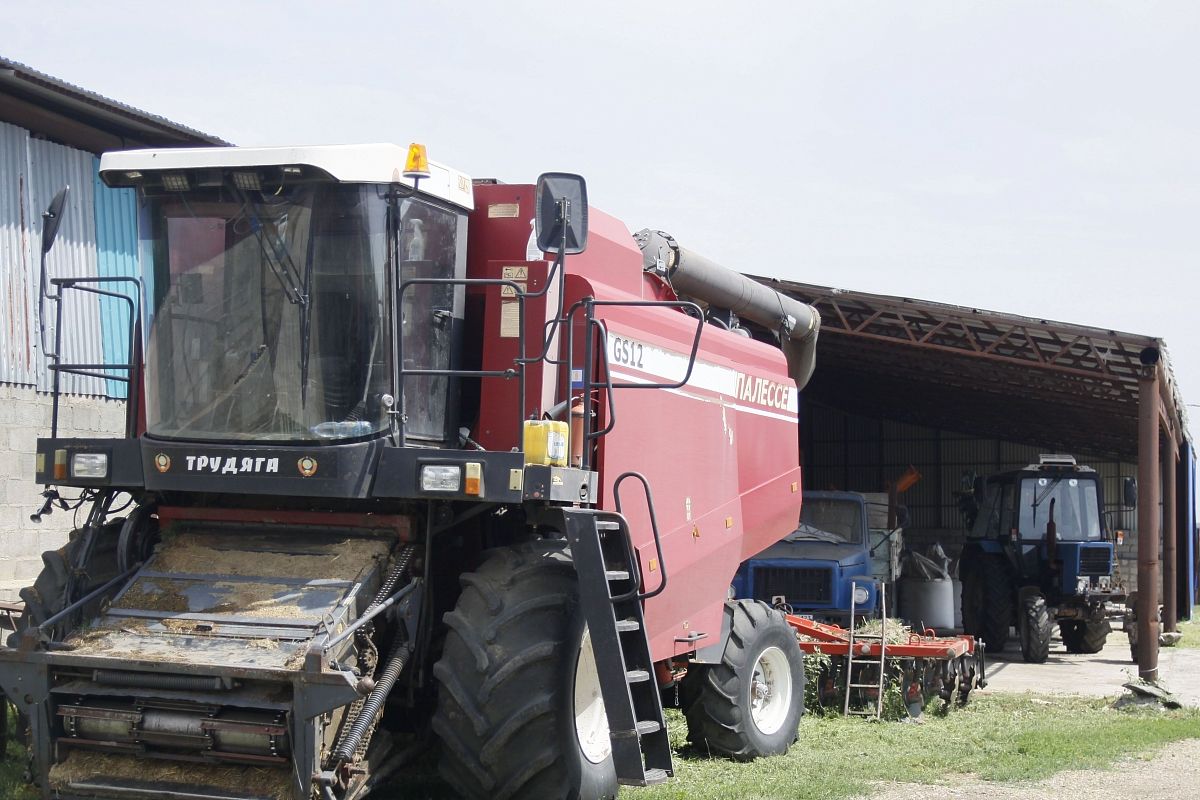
[467,187,802,663]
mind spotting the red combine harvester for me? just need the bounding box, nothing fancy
[0,144,825,800]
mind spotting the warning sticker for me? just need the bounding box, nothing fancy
[500,301,521,338]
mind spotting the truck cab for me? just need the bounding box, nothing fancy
[734,490,877,623]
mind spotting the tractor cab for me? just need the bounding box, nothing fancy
[961,454,1126,662]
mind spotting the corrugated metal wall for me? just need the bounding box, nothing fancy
[805,404,1138,537]
[0,121,37,386]
[0,123,138,398]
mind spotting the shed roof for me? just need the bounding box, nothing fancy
[0,55,227,152]
[754,278,1187,461]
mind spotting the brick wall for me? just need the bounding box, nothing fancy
[0,384,125,601]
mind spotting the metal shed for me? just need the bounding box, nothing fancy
[756,277,1194,681]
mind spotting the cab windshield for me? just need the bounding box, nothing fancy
[1018,476,1102,541]
[790,498,864,545]
[140,181,460,442]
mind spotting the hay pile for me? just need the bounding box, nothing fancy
[152,535,389,581]
[853,617,913,645]
[111,580,191,613]
[49,751,291,800]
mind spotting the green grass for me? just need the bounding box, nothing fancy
[638,694,1200,800]
[2,705,34,800]
[1175,607,1200,649]
[3,695,1198,800]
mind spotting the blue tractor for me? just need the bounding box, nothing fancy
[734,491,878,624]
[959,455,1130,663]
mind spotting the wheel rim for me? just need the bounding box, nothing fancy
[748,645,793,735]
[574,627,611,764]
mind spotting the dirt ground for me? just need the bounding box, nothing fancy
[860,630,1200,799]
[981,629,1200,707]
[861,737,1200,800]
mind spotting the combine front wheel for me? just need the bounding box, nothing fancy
[432,541,618,800]
[682,600,804,760]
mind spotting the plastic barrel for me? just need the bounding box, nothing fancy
[898,577,955,631]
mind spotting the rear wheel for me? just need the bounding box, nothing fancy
[1019,593,1052,663]
[432,540,618,800]
[1060,619,1110,654]
[682,600,805,760]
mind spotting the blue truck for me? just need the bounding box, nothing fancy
[734,490,879,623]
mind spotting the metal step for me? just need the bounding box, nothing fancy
[563,509,672,787]
[642,768,669,785]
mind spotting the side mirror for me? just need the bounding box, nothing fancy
[535,173,588,255]
[41,185,70,254]
[1123,476,1138,509]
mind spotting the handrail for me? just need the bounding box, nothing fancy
[563,297,706,470]
[47,276,142,439]
[613,471,668,601]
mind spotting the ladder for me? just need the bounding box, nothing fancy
[844,581,888,719]
[562,508,672,786]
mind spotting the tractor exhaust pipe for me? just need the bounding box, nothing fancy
[635,229,821,389]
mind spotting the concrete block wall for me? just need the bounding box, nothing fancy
[0,384,125,601]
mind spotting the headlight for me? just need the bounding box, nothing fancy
[420,465,462,492]
[70,453,108,479]
[852,585,871,606]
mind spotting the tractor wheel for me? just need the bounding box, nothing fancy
[1060,619,1110,654]
[432,540,618,800]
[1019,594,1053,664]
[979,556,1013,654]
[959,565,983,636]
[682,600,805,760]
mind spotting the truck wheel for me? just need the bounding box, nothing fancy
[979,556,1012,654]
[432,540,618,800]
[682,600,804,760]
[1060,620,1110,654]
[1019,594,1052,664]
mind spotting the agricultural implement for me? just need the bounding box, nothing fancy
[786,612,986,713]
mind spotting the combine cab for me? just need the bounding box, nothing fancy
[1,144,821,800]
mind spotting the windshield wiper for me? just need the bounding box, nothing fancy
[786,523,847,544]
[1029,476,1062,527]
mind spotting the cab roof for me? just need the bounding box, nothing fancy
[99,143,474,210]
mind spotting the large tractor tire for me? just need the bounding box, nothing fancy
[979,556,1013,654]
[1019,593,1053,664]
[432,540,618,800]
[959,563,983,637]
[1060,619,1110,654]
[682,600,805,760]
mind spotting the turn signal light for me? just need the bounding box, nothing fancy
[464,462,482,496]
[53,449,68,481]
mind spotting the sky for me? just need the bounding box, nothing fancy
[6,1,1199,439]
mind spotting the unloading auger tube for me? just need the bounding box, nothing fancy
[635,229,821,389]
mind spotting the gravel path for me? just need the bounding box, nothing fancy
[857,737,1200,800]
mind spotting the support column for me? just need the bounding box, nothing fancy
[1163,441,1178,633]
[1137,369,1161,682]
